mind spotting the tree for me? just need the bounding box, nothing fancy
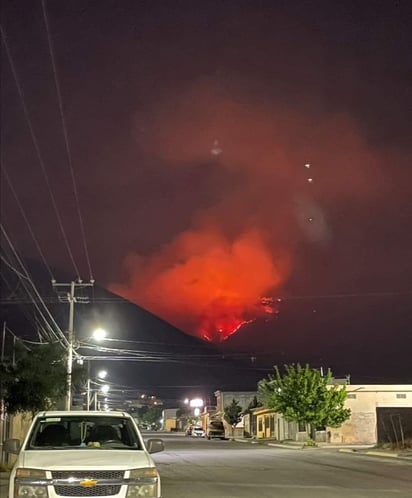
[0,341,82,415]
[138,405,163,430]
[224,399,242,435]
[244,395,262,414]
[258,363,351,439]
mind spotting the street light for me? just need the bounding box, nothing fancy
[92,328,107,341]
[86,368,109,410]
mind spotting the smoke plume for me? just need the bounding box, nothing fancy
[111,80,389,341]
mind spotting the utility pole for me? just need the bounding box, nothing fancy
[52,279,94,410]
[86,359,91,411]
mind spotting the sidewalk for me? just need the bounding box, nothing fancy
[233,437,412,460]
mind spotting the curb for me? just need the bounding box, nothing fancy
[233,438,412,460]
[234,439,304,450]
[267,443,304,450]
[338,448,412,461]
[366,451,403,459]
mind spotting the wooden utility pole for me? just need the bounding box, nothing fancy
[52,279,94,410]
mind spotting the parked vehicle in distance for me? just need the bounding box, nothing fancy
[4,410,164,498]
[191,426,206,437]
[207,420,226,440]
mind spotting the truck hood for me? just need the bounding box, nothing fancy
[20,449,154,470]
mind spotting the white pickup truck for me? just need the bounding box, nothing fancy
[4,410,164,498]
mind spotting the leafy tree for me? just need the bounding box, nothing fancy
[0,341,83,415]
[138,405,163,429]
[258,363,351,439]
[244,395,262,414]
[224,399,242,435]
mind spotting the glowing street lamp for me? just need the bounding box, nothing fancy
[92,327,107,341]
[97,370,108,379]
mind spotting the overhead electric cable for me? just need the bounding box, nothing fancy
[4,326,31,351]
[0,23,80,279]
[1,266,40,336]
[41,0,94,281]
[1,224,70,347]
[1,160,54,280]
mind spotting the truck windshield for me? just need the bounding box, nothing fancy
[27,415,142,450]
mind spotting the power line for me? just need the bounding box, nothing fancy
[1,224,69,346]
[1,160,54,280]
[0,23,81,279]
[41,0,94,281]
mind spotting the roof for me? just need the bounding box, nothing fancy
[36,411,129,417]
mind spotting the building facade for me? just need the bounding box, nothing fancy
[330,384,412,445]
[250,384,412,445]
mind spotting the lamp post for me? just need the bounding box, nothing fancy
[95,383,110,411]
[87,369,109,411]
[85,328,108,410]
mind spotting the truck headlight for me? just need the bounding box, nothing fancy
[127,468,159,497]
[15,468,49,498]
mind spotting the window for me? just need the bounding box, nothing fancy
[347,394,357,399]
[396,393,407,399]
[298,421,306,432]
[258,419,263,432]
[28,415,142,450]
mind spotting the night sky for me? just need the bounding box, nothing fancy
[1,1,411,384]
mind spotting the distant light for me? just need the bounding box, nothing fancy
[184,398,189,404]
[194,408,201,416]
[305,163,311,169]
[93,328,107,341]
[101,384,110,394]
[189,398,204,408]
[308,217,314,222]
[307,178,313,183]
[97,370,108,379]
[211,139,223,156]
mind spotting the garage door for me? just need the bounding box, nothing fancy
[376,407,412,445]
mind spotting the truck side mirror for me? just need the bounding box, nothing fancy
[146,438,164,454]
[4,438,21,454]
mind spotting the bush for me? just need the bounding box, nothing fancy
[305,438,317,447]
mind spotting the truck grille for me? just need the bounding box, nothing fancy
[54,485,121,496]
[51,471,124,496]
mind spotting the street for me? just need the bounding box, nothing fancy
[2,433,411,498]
[152,433,412,498]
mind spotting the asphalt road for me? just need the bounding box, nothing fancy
[151,433,412,498]
[2,434,411,497]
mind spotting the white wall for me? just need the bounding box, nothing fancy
[329,385,412,444]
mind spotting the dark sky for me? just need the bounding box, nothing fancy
[1,1,411,363]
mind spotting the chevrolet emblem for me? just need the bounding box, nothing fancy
[80,478,98,487]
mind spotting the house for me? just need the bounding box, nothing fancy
[253,406,301,441]
[329,384,412,445]
[251,384,412,445]
[162,408,179,431]
[214,390,257,437]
